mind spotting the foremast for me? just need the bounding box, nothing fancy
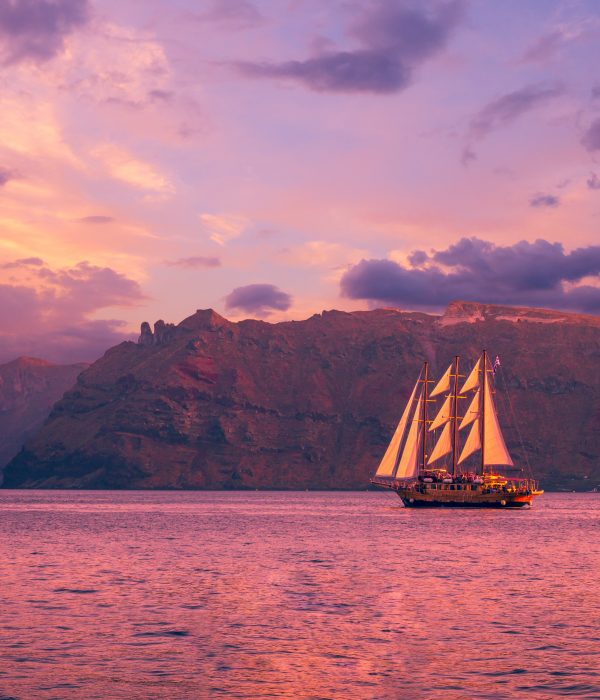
[372,362,430,484]
[420,361,434,475]
[451,356,460,477]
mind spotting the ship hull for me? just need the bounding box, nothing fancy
[399,495,532,508]
[397,489,533,508]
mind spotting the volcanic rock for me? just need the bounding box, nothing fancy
[3,302,600,491]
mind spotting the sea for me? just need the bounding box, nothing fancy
[1,491,599,700]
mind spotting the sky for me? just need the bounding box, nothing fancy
[1,0,600,363]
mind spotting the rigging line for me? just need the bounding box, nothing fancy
[496,366,534,478]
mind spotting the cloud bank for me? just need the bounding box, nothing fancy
[0,258,144,363]
[0,0,90,65]
[236,0,464,94]
[225,283,292,316]
[340,238,600,313]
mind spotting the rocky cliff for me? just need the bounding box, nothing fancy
[3,303,599,490]
[0,357,88,479]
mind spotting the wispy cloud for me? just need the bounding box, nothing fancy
[92,143,174,194]
[0,257,44,269]
[77,215,115,224]
[469,83,563,139]
[165,256,221,269]
[520,30,567,63]
[200,213,248,246]
[195,0,263,29]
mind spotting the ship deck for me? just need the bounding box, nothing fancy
[372,478,539,508]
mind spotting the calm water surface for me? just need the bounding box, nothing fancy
[1,491,599,699]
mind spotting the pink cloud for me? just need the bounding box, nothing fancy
[0,259,145,362]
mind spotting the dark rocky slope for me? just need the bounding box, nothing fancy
[0,357,87,480]
[3,302,599,491]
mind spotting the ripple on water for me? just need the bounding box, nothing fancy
[0,491,599,700]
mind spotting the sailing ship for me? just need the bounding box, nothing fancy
[371,351,543,508]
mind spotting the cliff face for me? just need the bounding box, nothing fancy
[0,357,88,478]
[3,303,600,491]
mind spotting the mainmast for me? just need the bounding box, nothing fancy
[452,355,459,477]
[481,349,487,476]
[421,361,429,472]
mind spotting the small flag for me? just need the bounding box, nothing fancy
[493,355,501,374]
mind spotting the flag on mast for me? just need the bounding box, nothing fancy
[493,355,501,374]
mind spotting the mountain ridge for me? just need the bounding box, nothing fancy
[3,302,599,491]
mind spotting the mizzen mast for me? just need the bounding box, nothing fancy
[481,349,487,476]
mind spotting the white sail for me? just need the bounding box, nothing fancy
[458,418,481,464]
[396,392,423,478]
[430,363,452,397]
[457,369,514,466]
[429,394,452,432]
[459,389,480,430]
[460,358,480,394]
[427,421,452,464]
[483,373,513,466]
[374,378,420,477]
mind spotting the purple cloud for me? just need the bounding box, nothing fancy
[0,0,90,64]
[0,260,145,363]
[582,118,600,152]
[530,193,560,208]
[196,0,262,29]
[340,238,600,314]
[0,166,15,186]
[78,215,115,224]
[469,83,563,139]
[1,257,44,269]
[225,283,292,316]
[236,0,464,94]
[587,173,600,190]
[165,256,221,269]
[460,146,476,166]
